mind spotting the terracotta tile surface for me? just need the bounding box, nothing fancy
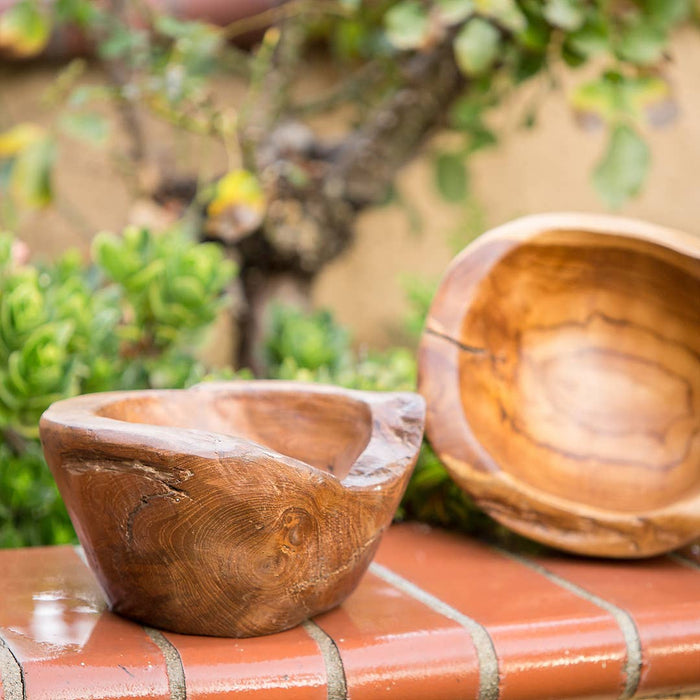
[162,625,327,699]
[375,523,629,700]
[0,546,170,700]
[313,570,481,700]
[1,530,700,700]
[530,548,700,696]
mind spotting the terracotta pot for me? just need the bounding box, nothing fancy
[0,0,280,59]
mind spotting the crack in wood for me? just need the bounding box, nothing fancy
[425,327,487,355]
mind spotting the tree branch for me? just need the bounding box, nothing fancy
[100,0,147,163]
[328,35,466,206]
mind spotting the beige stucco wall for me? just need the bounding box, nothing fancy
[314,26,700,347]
[2,27,699,354]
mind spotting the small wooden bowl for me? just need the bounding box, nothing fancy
[40,381,424,636]
[419,213,700,557]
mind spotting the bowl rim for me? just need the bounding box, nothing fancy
[418,212,700,557]
[40,380,426,493]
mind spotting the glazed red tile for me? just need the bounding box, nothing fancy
[313,570,480,700]
[0,546,170,700]
[376,523,628,700]
[532,551,700,695]
[162,625,327,699]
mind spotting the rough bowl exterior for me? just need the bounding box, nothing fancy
[40,381,425,637]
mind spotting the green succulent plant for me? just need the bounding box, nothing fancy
[0,226,236,546]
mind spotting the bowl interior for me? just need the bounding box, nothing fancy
[98,389,372,479]
[458,229,700,512]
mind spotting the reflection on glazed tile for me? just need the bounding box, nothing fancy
[0,546,170,700]
[1,531,700,700]
[26,594,99,648]
[0,548,104,658]
[531,552,700,696]
[376,524,628,700]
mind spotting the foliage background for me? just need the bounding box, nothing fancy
[0,0,699,546]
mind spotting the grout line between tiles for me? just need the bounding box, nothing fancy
[496,549,642,700]
[303,620,348,700]
[369,562,499,700]
[0,633,24,700]
[668,553,700,572]
[143,627,187,700]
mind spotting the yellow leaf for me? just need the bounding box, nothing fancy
[0,123,46,157]
[10,136,55,208]
[0,1,51,58]
[208,169,265,218]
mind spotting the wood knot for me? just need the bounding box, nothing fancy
[278,507,314,550]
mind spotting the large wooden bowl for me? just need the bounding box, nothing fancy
[40,381,424,636]
[419,213,700,557]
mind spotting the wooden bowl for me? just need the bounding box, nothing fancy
[419,213,700,558]
[40,381,424,636]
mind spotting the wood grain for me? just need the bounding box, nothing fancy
[40,381,424,637]
[419,213,700,557]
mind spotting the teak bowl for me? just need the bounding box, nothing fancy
[419,213,700,558]
[40,381,424,637]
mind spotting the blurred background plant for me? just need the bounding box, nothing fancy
[0,0,697,546]
[1,0,695,365]
[0,226,235,545]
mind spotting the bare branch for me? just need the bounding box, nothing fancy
[328,35,465,206]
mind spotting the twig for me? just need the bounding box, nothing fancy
[220,0,350,40]
[329,31,466,206]
[99,0,147,163]
[236,11,307,171]
[289,60,389,117]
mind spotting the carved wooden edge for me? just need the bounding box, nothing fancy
[424,212,699,343]
[40,381,426,494]
[418,213,700,558]
[39,381,426,637]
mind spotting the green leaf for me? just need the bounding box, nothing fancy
[54,0,98,27]
[92,232,129,281]
[475,0,526,33]
[593,125,650,209]
[566,17,610,58]
[10,137,55,209]
[616,19,667,65]
[127,259,165,292]
[571,73,674,127]
[434,152,468,202]
[98,25,138,60]
[434,0,474,25]
[68,85,111,108]
[384,0,430,50]
[561,42,586,67]
[454,18,500,75]
[642,0,692,28]
[543,0,585,31]
[154,15,193,39]
[59,112,110,145]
